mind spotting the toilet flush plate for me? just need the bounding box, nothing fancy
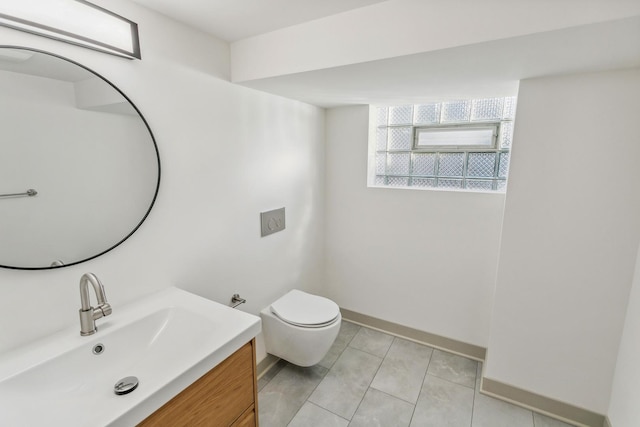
[260,207,286,237]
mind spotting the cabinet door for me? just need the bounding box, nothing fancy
[139,341,255,426]
[231,407,256,427]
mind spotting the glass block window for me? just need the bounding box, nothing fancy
[372,96,516,192]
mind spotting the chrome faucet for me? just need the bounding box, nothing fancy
[78,273,112,336]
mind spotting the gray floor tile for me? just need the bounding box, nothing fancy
[370,338,433,403]
[258,363,328,427]
[309,346,383,420]
[319,321,361,369]
[426,349,478,388]
[472,393,534,427]
[258,376,269,392]
[349,388,414,427]
[533,412,576,427]
[288,402,349,427]
[258,359,289,392]
[410,374,474,427]
[257,328,573,427]
[349,327,394,358]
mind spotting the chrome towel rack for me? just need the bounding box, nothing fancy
[0,189,38,199]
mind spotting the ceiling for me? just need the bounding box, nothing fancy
[239,16,640,107]
[128,1,640,108]
[129,0,388,42]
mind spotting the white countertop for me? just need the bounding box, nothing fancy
[0,287,261,427]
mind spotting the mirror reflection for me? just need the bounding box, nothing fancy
[0,47,160,269]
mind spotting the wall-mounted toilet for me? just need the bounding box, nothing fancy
[261,289,341,367]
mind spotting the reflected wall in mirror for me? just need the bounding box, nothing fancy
[0,46,160,269]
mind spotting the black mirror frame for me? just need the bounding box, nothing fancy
[0,45,160,270]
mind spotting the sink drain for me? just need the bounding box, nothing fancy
[92,343,105,355]
[114,376,139,395]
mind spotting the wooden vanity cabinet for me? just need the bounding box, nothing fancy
[138,339,258,426]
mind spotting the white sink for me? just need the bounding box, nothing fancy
[0,287,261,426]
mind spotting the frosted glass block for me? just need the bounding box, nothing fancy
[411,178,436,188]
[388,176,409,187]
[376,128,388,151]
[502,97,517,119]
[389,105,413,125]
[471,98,504,121]
[498,152,510,178]
[500,121,514,148]
[375,152,386,174]
[438,178,463,189]
[496,180,507,192]
[441,100,471,122]
[466,180,494,191]
[387,152,411,175]
[412,153,436,176]
[374,175,385,186]
[414,103,441,125]
[376,107,388,125]
[388,127,412,150]
[467,152,496,177]
[438,153,464,177]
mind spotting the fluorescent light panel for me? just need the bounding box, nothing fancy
[0,0,140,59]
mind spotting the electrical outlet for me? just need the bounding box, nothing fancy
[260,207,285,237]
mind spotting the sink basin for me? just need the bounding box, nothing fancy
[0,287,261,426]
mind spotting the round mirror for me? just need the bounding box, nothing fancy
[0,47,160,270]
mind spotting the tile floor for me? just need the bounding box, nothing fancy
[257,321,576,427]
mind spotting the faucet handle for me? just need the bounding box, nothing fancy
[93,303,112,320]
[99,303,112,317]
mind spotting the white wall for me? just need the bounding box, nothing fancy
[485,69,640,413]
[231,0,640,82]
[0,0,325,364]
[324,106,505,347]
[608,244,640,427]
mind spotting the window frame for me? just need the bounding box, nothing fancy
[413,123,500,152]
[369,98,516,193]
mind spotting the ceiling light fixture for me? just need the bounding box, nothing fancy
[0,0,140,59]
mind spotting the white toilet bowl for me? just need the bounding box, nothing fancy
[261,289,341,367]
